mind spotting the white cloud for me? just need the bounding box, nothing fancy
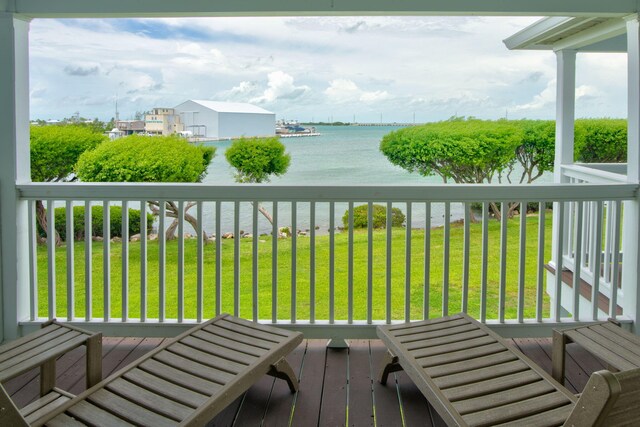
[513,80,602,114]
[512,79,556,112]
[250,71,310,104]
[325,79,391,104]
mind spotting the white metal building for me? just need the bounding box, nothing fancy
[173,100,275,140]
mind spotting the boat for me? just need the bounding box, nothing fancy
[276,120,321,137]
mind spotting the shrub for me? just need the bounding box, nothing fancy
[342,204,405,229]
[38,205,153,241]
[76,135,215,183]
[574,118,627,163]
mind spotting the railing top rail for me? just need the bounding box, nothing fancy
[562,164,628,184]
[17,182,638,202]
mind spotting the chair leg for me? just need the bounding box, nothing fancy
[86,333,103,388]
[552,329,568,384]
[40,359,56,396]
[268,358,299,393]
[378,350,401,385]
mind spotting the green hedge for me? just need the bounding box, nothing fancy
[342,204,405,229]
[575,119,627,163]
[38,205,153,241]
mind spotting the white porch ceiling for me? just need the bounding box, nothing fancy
[3,0,637,18]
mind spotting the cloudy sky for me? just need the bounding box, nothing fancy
[29,16,627,123]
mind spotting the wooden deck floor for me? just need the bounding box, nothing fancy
[4,337,606,426]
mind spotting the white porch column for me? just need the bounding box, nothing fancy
[0,13,32,341]
[622,14,640,332]
[553,50,577,184]
[550,49,576,319]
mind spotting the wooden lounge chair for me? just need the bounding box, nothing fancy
[0,320,102,421]
[0,314,302,426]
[552,319,640,384]
[377,313,640,426]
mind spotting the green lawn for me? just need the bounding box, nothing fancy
[38,213,552,321]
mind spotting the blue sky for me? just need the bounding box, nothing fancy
[29,16,627,123]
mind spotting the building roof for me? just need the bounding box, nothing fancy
[503,16,626,52]
[187,100,274,115]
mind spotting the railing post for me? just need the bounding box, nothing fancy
[0,13,32,341]
[622,15,640,332]
[550,49,576,317]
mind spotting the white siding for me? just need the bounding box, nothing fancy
[218,112,275,139]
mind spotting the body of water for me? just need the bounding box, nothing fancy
[193,125,462,236]
[203,125,437,186]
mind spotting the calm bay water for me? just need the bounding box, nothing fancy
[202,125,437,186]
[196,125,462,235]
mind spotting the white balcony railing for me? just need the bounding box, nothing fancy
[560,163,627,318]
[16,182,637,338]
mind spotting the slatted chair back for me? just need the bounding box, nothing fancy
[564,367,640,426]
[0,384,28,427]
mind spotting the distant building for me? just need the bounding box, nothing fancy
[173,100,275,140]
[115,120,145,135]
[144,108,184,136]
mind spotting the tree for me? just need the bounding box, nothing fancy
[225,136,290,224]
[30,125,108,243]
[380,118,522,184]
[514,120,555,184]
[380,118,554,219]
[574,118,627,163]
[76,135,215,240]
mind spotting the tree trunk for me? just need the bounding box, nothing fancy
[489,202,502,220]
[36,200,62,246]
[184,202,208,241]
[148,200,208,241]
[165,219,179,240]
[257,203,273,225]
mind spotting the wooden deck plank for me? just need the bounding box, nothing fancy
[205,395,242,426]
[289,340,327,426]
[395,370,440,427]
[370,340,404,427]
[229,371,275,425]
[510,338,553,374]
[319,347,348,426]
[99,336,140,379]
[347,340,374,427]
[565,342,607,377]
[528,337,590,394]
[261,341,306,427]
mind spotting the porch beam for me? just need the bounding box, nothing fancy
[622,14,640,333]
[0,13,32,341]
[551,18,626,51]
[7,0,637,18]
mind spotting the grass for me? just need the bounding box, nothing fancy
[37,212,552,322]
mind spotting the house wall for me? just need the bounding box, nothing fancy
[218,112,275,139]
[145,112,183,135]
